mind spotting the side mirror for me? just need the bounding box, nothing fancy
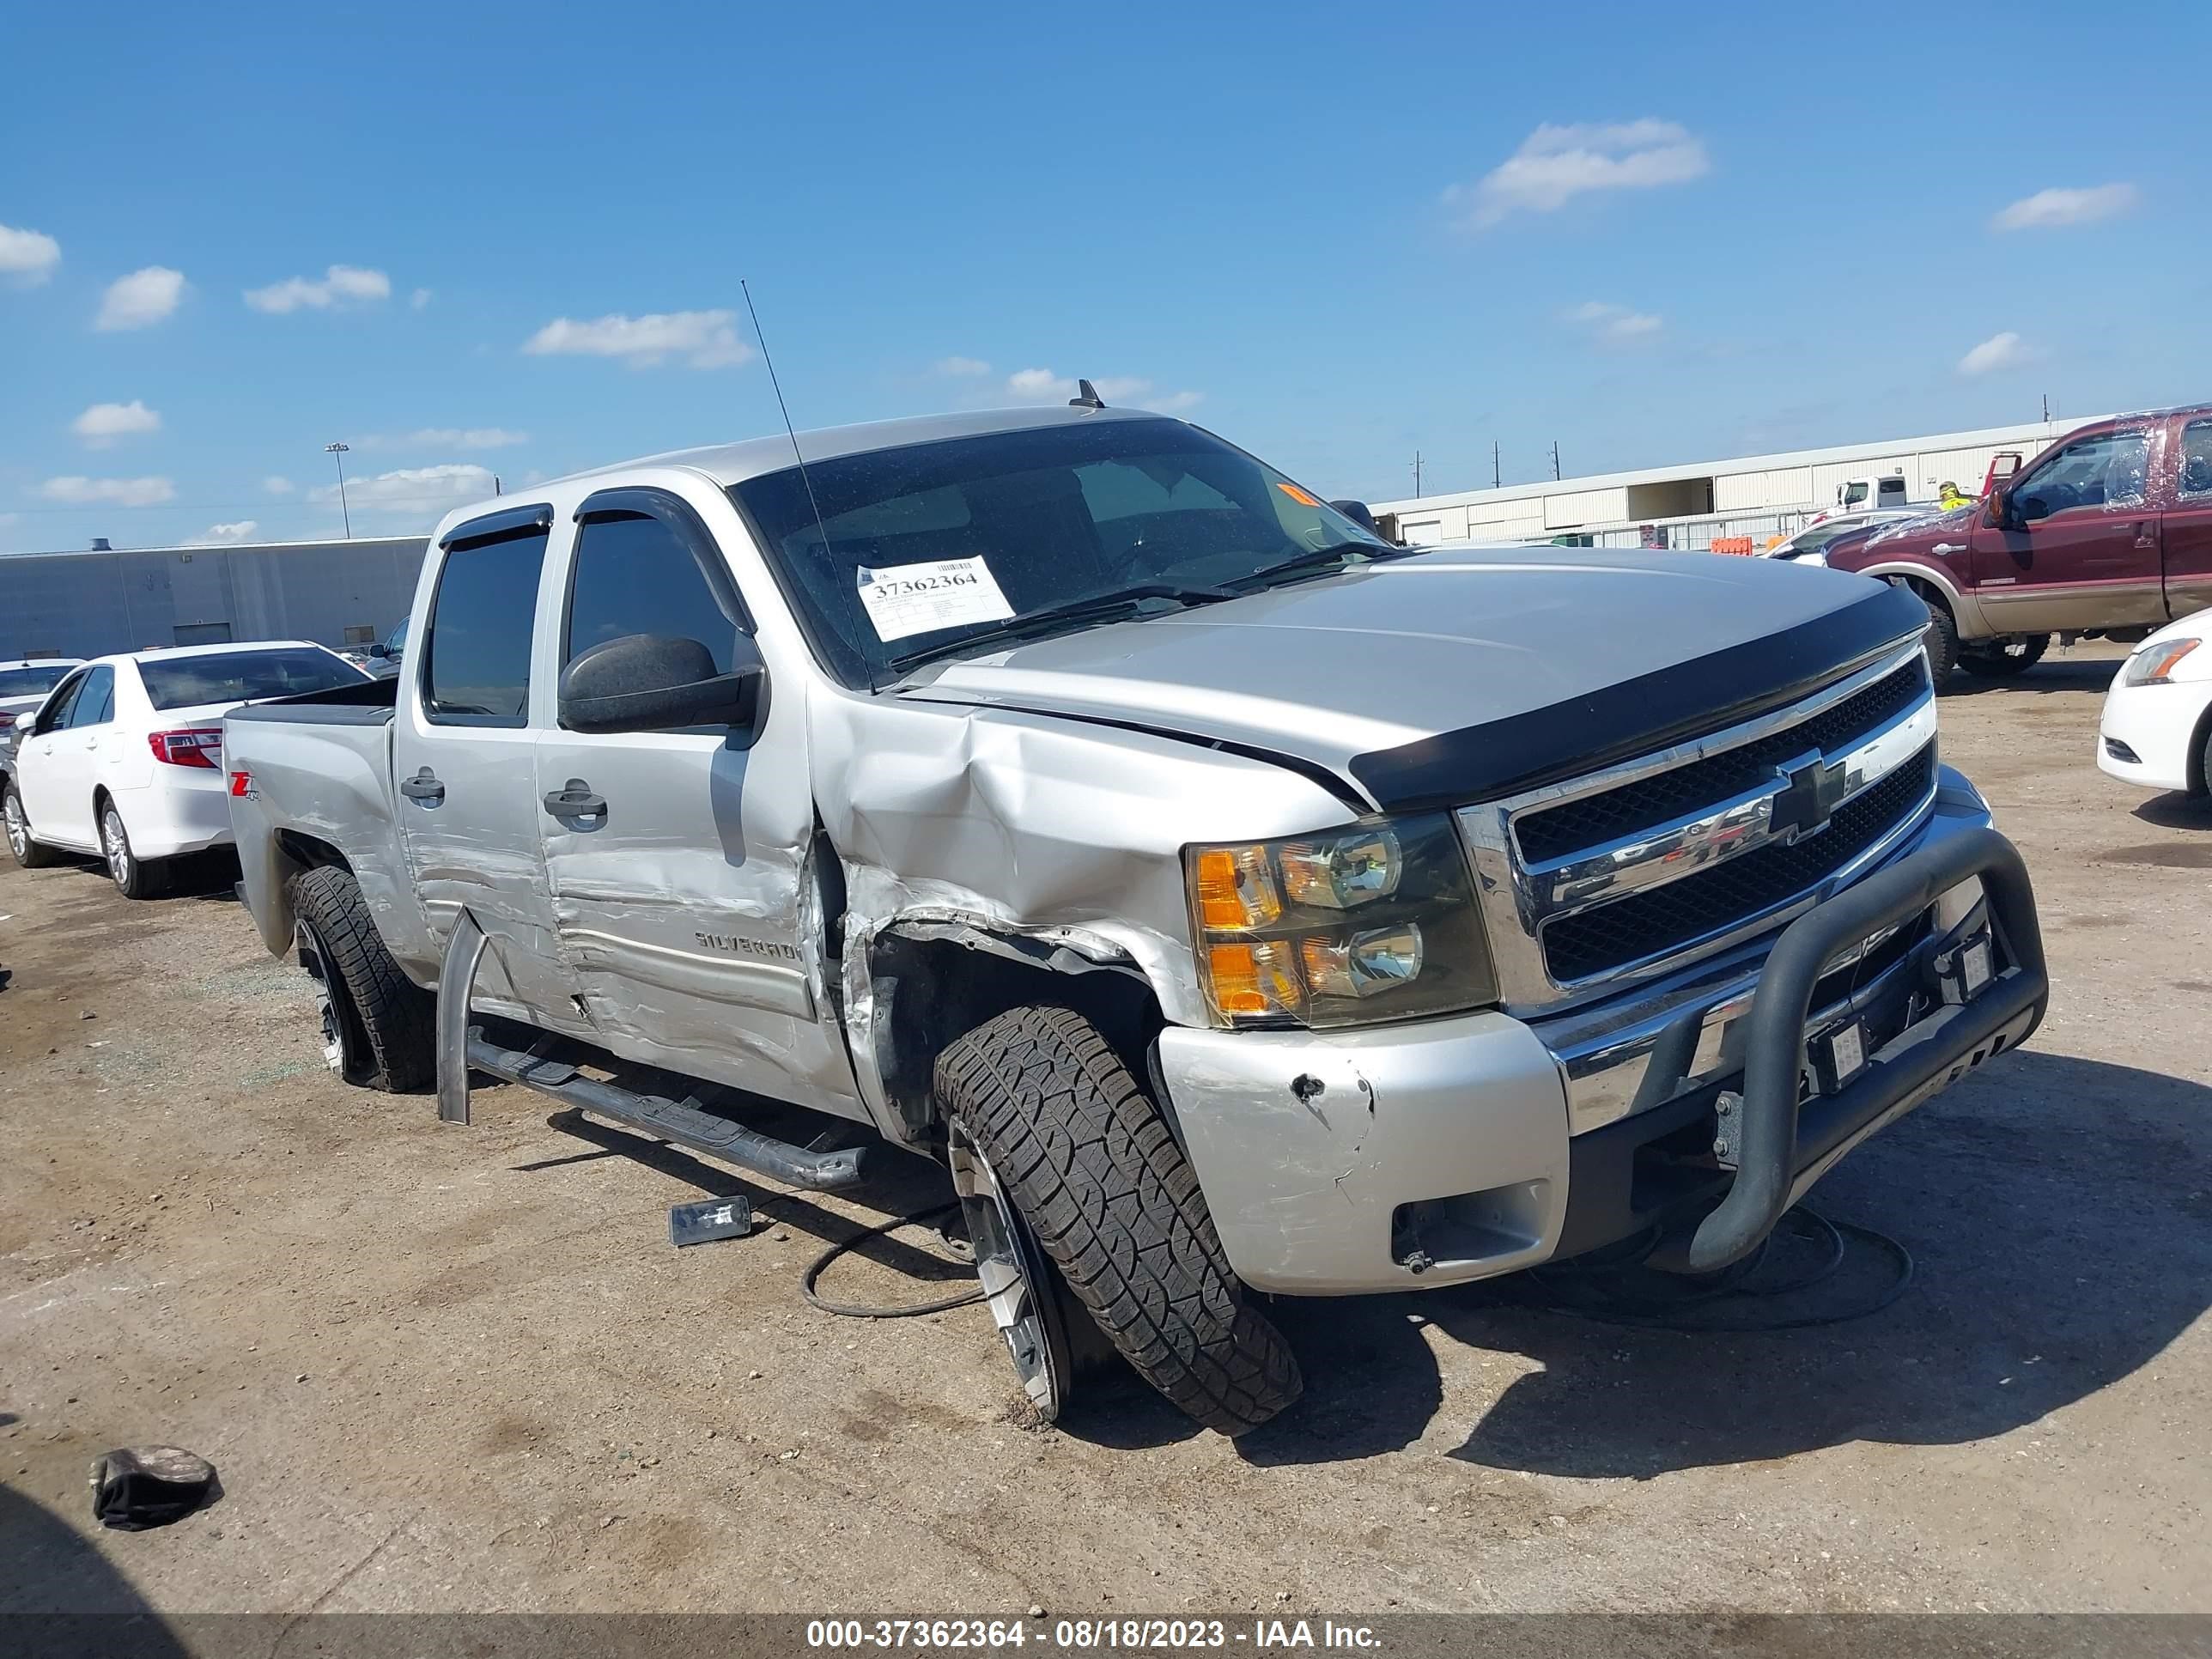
[558,633,766,735]
[1329,499,1378,534]
[367,641,390,659]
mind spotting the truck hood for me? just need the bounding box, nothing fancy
[1828,504,1978,567]
[900,546,1927,810]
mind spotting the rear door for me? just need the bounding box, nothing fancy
[2163,415,2212,620]
[390,505,586,1025]
[531,485,865,1118]
[1970,425,2164,632]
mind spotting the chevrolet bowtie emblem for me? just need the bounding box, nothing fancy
[1771,756,1845,843]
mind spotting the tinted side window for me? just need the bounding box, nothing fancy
[2027,432,2149,514]
[422,529,550,726]
[66,666,115,727]
[2179,421,2212,499]
[34,673,87,734]
[563,512,745,674]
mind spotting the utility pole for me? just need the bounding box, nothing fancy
[1492,441,1501,489]
[324,442,352,538]
[1551,441,1561,481]
[1411,450,1423,496]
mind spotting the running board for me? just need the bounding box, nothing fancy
[464,1031,867,1192]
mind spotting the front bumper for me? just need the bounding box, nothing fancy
[2097,680,2208,795]
[1160,790,2046,1295]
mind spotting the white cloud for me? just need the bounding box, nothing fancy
[95,266,185,331]
[1142,391,1205,414]
[190,520,259,545]
[1567,300,1662,343]
[244,264,393,314]
[71,399,163,447]
[1992,183,2139,232]
[1958,331,2036,376]
[264,475,296,495]
[36,474,176,507]
[522,310,752,369]
[0,222,61,285]
[1448,119,1709,228]
[1005,368,1152,404]
[410,287,433,310]
[934,355,992,377]
[358,426,530,452]
[309,463,495,513]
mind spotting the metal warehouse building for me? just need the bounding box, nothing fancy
[0,535,427,662]
[1373,416,2094,550]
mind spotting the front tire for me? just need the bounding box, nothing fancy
[1913,587,1960,691]
[100,801,167,899]
[289,864,436,1091]
[933,1005,1302,1435]
[3,782,58,869]
[1958,633,2051,678]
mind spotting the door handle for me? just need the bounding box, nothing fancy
[542,778,607,820]
[399,768,446,805]
[2133,520,2158,549]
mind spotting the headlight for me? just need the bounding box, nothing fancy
[1186,812,1497,1028]
[2122,637,2200,686]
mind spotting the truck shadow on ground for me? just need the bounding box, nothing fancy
[1224,1050,2210,1475]
[1941,660,2117,699]
[0,1485,191,1650]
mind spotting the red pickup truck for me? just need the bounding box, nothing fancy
[1825,404,2212,687]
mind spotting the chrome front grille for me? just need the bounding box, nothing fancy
[1459,643,1939,1011]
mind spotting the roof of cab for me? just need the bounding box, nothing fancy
[556,402,1164,491]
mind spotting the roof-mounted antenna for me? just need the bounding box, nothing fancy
[742,278,860,680]
[1069,379,1106,410]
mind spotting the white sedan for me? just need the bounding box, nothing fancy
[3,641,370,897]
[2097,611,2212,798]
[1761,507,1926,564]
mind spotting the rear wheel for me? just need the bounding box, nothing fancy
[933,1005,1302,1435]
[3,782,58,869]
[289,864,436,1091]
[100,802,167,900]
[1958,633,2051,678]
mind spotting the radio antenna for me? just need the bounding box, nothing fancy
[742,279,867,685]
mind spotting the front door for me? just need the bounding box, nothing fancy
[1971,427,2165,633]
[17,669,94,847]
[2163,416,2212,620]
[390,507,585,1025]
[531,485,865,1121]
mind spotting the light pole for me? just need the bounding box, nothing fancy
[325,442,352,538]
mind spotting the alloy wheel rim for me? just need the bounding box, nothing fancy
[948,1127,1068,1420]
[5,796,25,860]
[103,811,129,887]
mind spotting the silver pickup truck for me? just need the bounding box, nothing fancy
[225,404,2049,1434]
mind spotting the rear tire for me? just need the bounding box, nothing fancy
[3,781,58,869]
[100,801,167,900]
[1958,633,2050,678]
[933,1005,1302,1436]
[289,864,436,1091]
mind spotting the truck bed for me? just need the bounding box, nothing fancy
[225,677,431,973]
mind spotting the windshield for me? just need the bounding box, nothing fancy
[0,665,75,698]
[138,647,369,710]
[730,418,1391,688]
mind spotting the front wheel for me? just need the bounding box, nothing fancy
[933,1005,1302,1435]
[3,782,58,869]
[1958,633,2051,678]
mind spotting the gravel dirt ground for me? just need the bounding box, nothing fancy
[3,642,2208,1618]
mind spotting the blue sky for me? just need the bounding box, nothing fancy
[5,0,2210,552]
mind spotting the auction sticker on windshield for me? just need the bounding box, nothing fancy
[857,557,1017,641]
